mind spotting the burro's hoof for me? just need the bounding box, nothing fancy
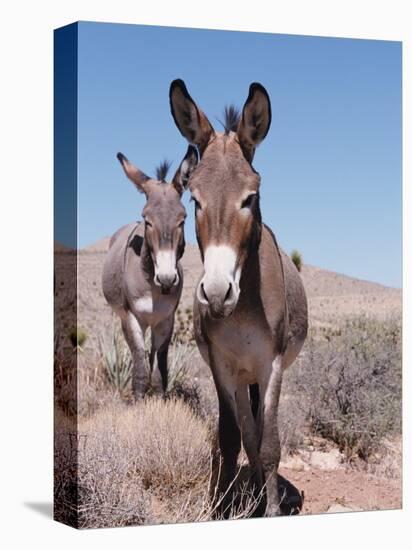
[265,503,281,517]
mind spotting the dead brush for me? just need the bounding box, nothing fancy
[77,430,151,528]
[75,398,213,526]
[80,398,211,493]
[284,314,402,461]
[57,395,295,527]
[54,432,79,527]
[155,457,266,524]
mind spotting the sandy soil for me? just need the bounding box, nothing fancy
[280,466,401,515]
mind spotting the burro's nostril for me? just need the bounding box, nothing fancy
[224,283,232,303]
[172,273,178,285]
[201,282,209,303]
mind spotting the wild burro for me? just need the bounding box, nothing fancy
[102,146,198,399]
[169,80,308,517]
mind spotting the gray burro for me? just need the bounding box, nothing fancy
[169,79,308,517]
[102,145,198,398]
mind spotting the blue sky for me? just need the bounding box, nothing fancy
[75,22,402,287]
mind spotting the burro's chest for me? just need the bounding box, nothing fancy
[206,307,273,361]
[131,290,178,326]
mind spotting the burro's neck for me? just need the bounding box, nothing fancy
[239,222,263,293]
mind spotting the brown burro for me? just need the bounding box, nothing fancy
[169,80,308,517]
[102,146,198,398]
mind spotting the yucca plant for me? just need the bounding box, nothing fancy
[99,328,133,392]
[166,341,196,393]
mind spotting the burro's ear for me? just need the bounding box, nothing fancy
[117,152,150,194]
[237,83,271,163]
[172,145,198,195]
[169,79,215,154]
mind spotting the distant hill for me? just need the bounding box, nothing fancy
[81,237,111,253]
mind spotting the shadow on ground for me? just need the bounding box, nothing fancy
[224,465,304,517]
[23,502,53,519]
[278,473,304,515]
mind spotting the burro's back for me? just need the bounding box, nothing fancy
[102,222,143,313]
[280,246,308,355]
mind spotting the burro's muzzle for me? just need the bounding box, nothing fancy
[196,245,241,319]
[154,250,179,293]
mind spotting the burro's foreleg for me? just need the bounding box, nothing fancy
[121,312,148,399]
[236,383,266,516]
[209,350,240,518]
[151,317,174,394]
[236,384,263,486]
[258,355,283,517]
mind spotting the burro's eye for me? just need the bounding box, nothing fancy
[178,220,185,229]
[145,219,152,228]
[241,193,256,209]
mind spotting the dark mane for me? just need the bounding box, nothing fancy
[155,159,172,182]
[223,104,240,134]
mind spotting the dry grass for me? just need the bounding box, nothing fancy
[54,396,263,527]
[77,398,212,527]
[81,398,212,494]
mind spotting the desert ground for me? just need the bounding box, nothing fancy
[54,235,402,527]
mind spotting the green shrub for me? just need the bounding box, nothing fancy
[69,327,87,348]
[291,250,303,272]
